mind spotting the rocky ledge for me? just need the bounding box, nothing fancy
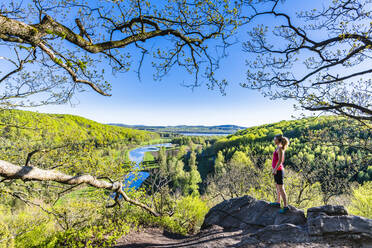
[201,195,372,247]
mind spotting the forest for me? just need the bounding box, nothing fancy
[0,109,371,247]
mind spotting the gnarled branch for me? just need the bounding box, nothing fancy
[0,159,160,216]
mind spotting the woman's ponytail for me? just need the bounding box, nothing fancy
[281,136,289,150]
[274,134,290,150]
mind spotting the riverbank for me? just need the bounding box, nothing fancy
[55,140,173,204]
[123,143,173,189]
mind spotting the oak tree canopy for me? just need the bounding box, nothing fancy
[0,0,242,107]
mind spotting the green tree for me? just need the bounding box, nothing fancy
[177,146,187,159]
[172,158,187,192]
[188,150,197,168]
[186,151,202,196]
[230,151,253,168]
[158,147,168,176]
[214,151,226,175]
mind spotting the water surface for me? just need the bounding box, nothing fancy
[178,132,228,136]
[123,143,172,189]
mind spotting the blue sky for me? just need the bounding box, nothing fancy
[4,0,323,127]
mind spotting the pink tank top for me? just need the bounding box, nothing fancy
[272,149,284,170]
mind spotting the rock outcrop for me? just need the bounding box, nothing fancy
[307,205,348,219]
[201,195,372,247]
[307,205,372,241]
[115,196,372,248]
[202,195,306,231]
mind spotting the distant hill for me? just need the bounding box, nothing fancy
[108,124,246,135]
[1,109,160,144]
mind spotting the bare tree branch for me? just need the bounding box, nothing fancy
[241,0,372,123]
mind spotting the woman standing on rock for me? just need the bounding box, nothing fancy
[269,134,289,213]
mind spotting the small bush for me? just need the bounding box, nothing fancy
[0,204,55,248]
[0,221,14,248]
[348,181,372,218]
[123,195,209,235]
[172,196,209,234]
[41,221,131,248]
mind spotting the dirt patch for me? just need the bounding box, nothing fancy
[113,226,243,248]
[113,226,361,248]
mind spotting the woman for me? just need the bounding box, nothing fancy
[269,134,289,213]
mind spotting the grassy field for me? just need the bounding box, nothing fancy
[139,138,171,146]
[143,151,156,162]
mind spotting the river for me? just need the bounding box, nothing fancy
[122,143,172,189]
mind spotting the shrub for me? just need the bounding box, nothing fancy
[41,222,130,248]
[124,195,209,235]
[0,204,55,248]
[172,196,209,234]
[0,221,14,248]
[348,181,372,218]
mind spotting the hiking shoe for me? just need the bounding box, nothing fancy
[269,202,281,207]
[279,206,289,214]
